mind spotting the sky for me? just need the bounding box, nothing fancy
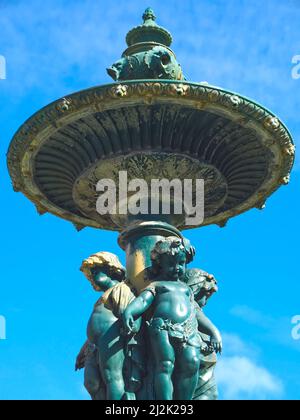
[0,0,300,400]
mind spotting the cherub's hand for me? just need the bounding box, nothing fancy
[122,312,135,336]
[200,343,210,355]
[210,336,222,354]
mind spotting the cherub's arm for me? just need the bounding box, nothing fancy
[195,304,222,353]
[123,290,155,335]
[93,270,118,292]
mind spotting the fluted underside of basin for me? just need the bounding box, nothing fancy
[35,105,268,222]
[7,81,295,231]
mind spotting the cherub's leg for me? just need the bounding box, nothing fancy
[97,320,126,400]
[173,344,201,400]
[127,320,145,395]
[148,326,175,400]
[84,351,105,400]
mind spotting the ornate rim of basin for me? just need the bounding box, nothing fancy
[7,79,295,232]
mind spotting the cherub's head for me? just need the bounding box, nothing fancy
[182,237,196,264]
[80,252,126,291]
[151,236,189,280]
[184,268,218,307]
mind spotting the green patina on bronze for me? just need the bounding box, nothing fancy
[107,7,183,81]
[6,9,295,232]
[6,78,295,231]
[77,223,220,400]
[7,8,295,401]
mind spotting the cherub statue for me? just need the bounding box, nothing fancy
[76,252,145,400]
[184,269,221,400]
[123,237,221,400]
[185,269,222,353]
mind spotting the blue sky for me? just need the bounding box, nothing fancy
[0,0,300,400]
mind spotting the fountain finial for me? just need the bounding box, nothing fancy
[107,8,183,81]
[126,8,172,47]
[143,7,156,22]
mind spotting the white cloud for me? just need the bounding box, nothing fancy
[0,0,132,97]
[221,333,260,358]
[230,305,300,352]
[230,305,274,328]
[216,333,284,400]
[217,356,284,400]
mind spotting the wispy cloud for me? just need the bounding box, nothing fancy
[230,305,274,329]
[0,0,133,98]
[217,356,284,400]
[221,332,260,359]
[230,305,300,352]
[216,333,284,400]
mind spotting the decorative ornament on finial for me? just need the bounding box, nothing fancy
[143,7,156,22]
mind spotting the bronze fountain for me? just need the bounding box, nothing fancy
[7,9,295,400]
